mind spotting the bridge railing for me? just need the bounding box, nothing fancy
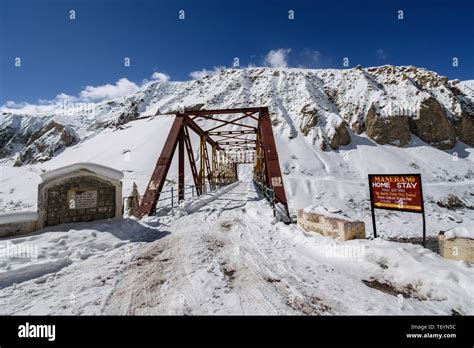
[152,182,233,215]
[123,182,235,216]
[253,179,293,223]
[253,179,276,217]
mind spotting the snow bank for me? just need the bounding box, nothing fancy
[302,205,355,222]
[0,258,72,290]
[284,218,474,314]
[39,162,124,182]
[0,218,165,314]
[444,227,474,240]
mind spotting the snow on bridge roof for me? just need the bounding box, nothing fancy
[39,162,124,183]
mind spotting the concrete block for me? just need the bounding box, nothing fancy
[438,232,474,263]
[297,209,366,241]
[0,212,39,238]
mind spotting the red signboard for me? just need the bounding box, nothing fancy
[368,174,426,245]
[368,174,424,213]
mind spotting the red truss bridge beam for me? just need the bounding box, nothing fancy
[138,116,185,217]
[257,107,290,221]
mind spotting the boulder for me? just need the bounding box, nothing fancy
[330,122,351,149]
[454,110,474,146]
[365,103,411,146]
[351,119,365,135]
[409,97,456,149]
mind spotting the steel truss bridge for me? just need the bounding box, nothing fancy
[138,107,290,222]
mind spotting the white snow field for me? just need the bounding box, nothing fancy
[0,181,473,315]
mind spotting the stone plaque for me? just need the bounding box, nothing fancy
[67,189,97,209]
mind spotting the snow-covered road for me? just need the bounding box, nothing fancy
[1,180,473,315]
[103,181,474,315]
[103,181,301,315]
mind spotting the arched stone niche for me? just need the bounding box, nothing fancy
[37,163,123,229]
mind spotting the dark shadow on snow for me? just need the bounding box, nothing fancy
[4,218,170,243]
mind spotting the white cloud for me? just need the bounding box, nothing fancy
[189,66,225,80]
[1,78,142,115]
[376,48,387,60]
[1,101,60,114]
[301,49,322,67]
[264,48,291,68]
[54,93,79,103]
[150,71,170,82]
[79,78,140,101]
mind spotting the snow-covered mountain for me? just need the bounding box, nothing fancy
[1,65,473,238]
[1,65,473,166]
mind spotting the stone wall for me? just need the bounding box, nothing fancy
[0,221,37,237]
[44,176,116,226]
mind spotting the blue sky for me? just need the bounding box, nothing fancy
[1,0,473,105]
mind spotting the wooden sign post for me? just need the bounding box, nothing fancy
[368,174,426,247]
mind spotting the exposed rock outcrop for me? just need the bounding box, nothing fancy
[408,97,456,149]
[13,121,78,166]
[364,104,411,146]
[330,122,351,149]
[351,120,365,135]
[115,100,140,126]
[0,125,17,158]
[300,104,318,136]
[454,110,474,146]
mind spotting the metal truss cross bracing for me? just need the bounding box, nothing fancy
[138,107,290,221]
